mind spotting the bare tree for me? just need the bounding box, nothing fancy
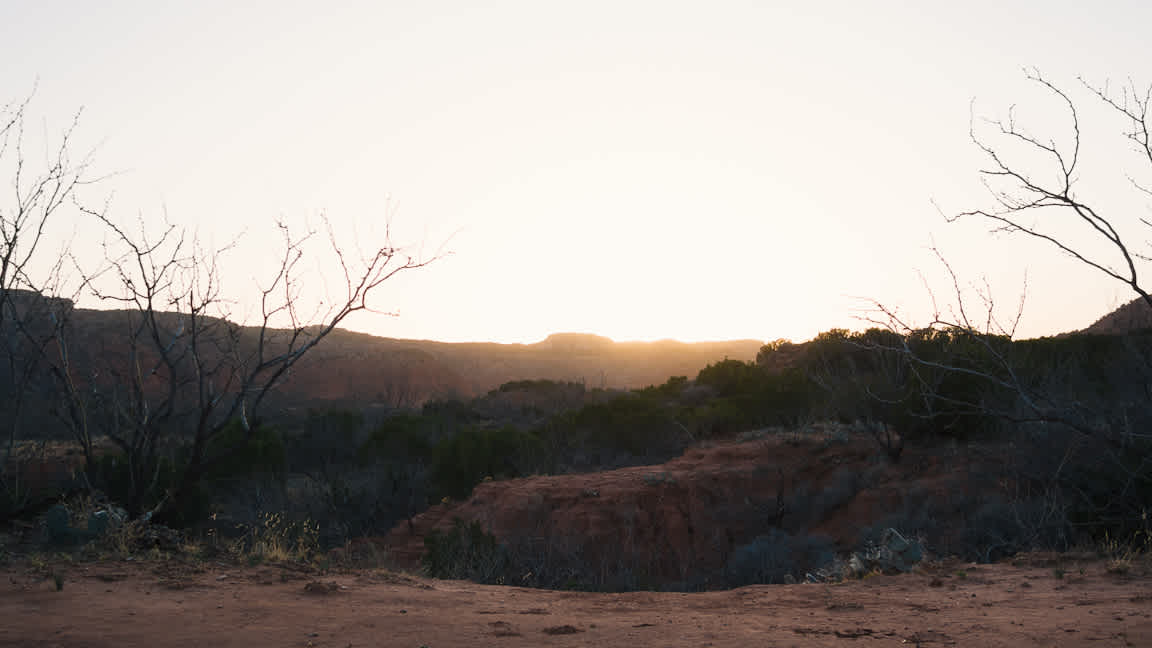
[854,69,1152,542]
[800,317,1010,463]
[52,206,438,521]
[0,90,94,514]
[861,250,1047,431]
[930,67,1152,440]
[861,253,1131,546]
[951,67,1152,309]
[857,69,1152,442]
[0,88,440,525]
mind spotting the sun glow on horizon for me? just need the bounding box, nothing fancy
[3,2,1148,347]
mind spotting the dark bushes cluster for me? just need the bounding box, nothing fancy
[724,529,837,586]
[423,518,509,582]
[11,327,1152,587]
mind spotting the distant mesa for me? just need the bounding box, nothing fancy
[0,289,75,328]
[537,333,616,353]
[0,296,764,409]
[1,288,74,313]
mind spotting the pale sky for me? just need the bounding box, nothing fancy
[3,1,1151,343]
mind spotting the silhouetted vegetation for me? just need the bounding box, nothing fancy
[423,518,509,582]
[8,322,1152,562]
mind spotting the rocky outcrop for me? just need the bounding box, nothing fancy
[844,528,925,578]
[382,431,997,589]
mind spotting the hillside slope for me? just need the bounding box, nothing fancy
[290,329,763,407]
[2,291,762,412]
[1081,295,1152,335]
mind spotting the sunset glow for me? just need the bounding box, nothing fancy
[3,2,1150,344]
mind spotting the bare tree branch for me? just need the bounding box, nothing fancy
[951,68,1152,309]
[0,89,98,514]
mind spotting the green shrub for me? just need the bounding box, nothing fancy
[576,395,675,455]
[724,530,836,586]
[95,452,180,517]
[431,426,543,499]
[285,408,365,474]
[204,420,287,481]
[423,518,508,582]
[357,414,434,464]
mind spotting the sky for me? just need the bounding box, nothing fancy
[2,1,1151,344]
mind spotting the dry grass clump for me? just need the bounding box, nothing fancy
[1099,528,1151,576]
[20,493,327,571]
[243,513,319,564]
[323,538,389,571]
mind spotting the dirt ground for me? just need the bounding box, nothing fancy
[1,554,1150,647]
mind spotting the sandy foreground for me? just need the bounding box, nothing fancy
[2,556,1150,648]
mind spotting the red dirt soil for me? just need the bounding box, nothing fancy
[382,432,998,587]
[2,556,1150,647]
